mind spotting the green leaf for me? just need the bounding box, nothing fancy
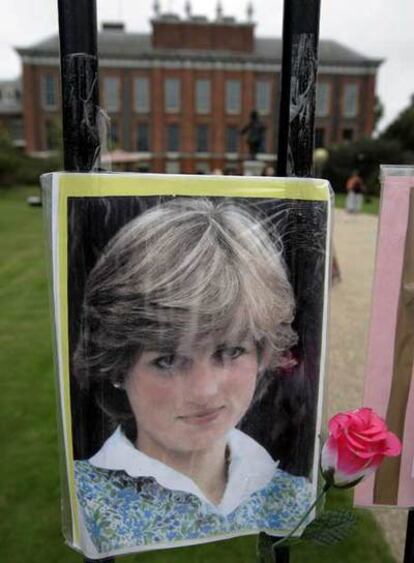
[302,509,357,545]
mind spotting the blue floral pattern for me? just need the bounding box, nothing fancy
[75,461,313,554]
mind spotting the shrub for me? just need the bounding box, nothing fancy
[0,128,63,188]
[324,138,414,197]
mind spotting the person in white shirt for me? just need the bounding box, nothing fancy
[73,198,312,557]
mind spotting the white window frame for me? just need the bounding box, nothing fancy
[343,83,359,118]
[166,160,181,174]
[41,74,57,110]
[195,161,210,174]
[165,78,181,113]
[195,79,211,114]
[166,123,180,152]
[225,80,241,115]
[195,124,209,153]
[134,77,150,113]
[226,125,239,153]
[255,80,271,115]
[136,122,150,152]
[104,76,120,112]
[316,82,331,117]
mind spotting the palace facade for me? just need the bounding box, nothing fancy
[16,9,381,173]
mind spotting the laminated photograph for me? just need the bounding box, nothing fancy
[44,173,332,559]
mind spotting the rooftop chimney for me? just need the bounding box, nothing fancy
[152,12,254,52]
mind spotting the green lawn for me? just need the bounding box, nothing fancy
[0,185,393,563]
[334,192,380,215]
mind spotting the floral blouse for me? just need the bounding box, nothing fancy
[75,460,313,556]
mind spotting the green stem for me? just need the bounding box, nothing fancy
[272,482,331,549]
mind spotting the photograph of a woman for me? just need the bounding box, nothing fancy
[71,197,314,556]
[49,172,331,559]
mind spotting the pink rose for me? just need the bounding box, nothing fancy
[321,407,402,487]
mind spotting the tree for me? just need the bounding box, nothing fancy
[381,95,414,152]
[0,128,21,186]
[373,96,384,133]
[324,137,412,197]
[0,125,63,188]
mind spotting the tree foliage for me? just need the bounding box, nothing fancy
[381,96,414,152]
[323,137,412,196]
[373,96,384,133]
[0,126,62,188]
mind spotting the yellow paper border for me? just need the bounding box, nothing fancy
[58,172,330,200]
[55,172,331,548]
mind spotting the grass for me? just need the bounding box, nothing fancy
[334,192,380,215]
[0,185,392,563]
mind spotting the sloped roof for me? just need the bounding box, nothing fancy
[16,31,382,68]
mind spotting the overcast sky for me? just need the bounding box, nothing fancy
[1,0,413,131]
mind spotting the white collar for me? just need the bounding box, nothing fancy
[89,427,277,516]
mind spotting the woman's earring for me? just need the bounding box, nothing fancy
[113,382,123,390]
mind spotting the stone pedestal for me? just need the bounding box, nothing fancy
[243,160,265,176]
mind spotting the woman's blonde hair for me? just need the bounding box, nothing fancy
[74,198,296,426]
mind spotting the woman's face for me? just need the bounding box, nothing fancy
[124,338,259,456]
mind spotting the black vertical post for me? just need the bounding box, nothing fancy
[271,2,321,561]
[276,0,322,177]
[404,510,414,563]
[272,545,290,563]
[57,1,107,561]
[58,0,101,171]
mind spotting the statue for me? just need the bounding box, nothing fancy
[241,110,266,160]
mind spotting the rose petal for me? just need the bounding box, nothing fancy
[384,432,402,456]
[351,428,389,441]
[336,440,370,475]
[354,408,373,426]
[345,434,390,455]
[328,413,351,436]
[323,408,402,487]
[321,437,339,473]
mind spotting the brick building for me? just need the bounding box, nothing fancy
[16,9,381,173]
[0,79,24,148]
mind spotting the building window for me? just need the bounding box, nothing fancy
[137,163,150,173]
[134,77,150,113]
[165,78,181,113]
[104,77,120,112]
[256,80,271,115]
[259,129,267,153]
[343,83,359,118]
[10,118,23,142]
[41,74,57,110]
[316,82,330,117]
[315,127,325,148]
[109,121,119,145]
[166,124,180,152]
[225,80,241,114]
[195,124,209,153]
[195,162,210,174]
[342,128,354,142]
[136,123,150,151]
[196,79,211,114]
[45,120,57,150]
[224,165,239,175]
[166,161,181,174]
[226,126,239,153]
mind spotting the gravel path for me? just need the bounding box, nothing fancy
[328,209,407,562]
